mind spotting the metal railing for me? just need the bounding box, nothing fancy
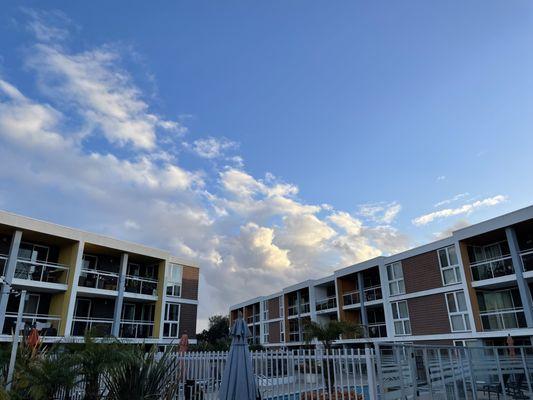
[480,308,527,331]
[246,315,260,324]
[14,258,70,284]
[0,253,7,277]
[119,319,154,338]
[287,303,311,316]
[71,317,114,337]
[375,343,533,400]
[343,285,383,306]
[2,312,61,336]
[470,254,515,281]
[367,323,387,338]
[78,269,119,290]
[125,274,158,296]
[521,249,533,272]
[316,296,337,311]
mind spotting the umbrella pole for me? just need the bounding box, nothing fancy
[6,289,26,391]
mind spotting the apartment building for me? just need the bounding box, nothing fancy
[0,210,199,344]
[230,205,533,347]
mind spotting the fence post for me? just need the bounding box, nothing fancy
[365,347,377,400]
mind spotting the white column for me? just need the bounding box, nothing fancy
[309,284,317,322]
[112,253,128,337]
[454,240,477,333]
[358,272,369,337]
[63,241,85,337]
[378,260,395,339]
[0,230,22,333]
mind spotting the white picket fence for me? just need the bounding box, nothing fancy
[175,348,376,400]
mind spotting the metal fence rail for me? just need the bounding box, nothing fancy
[375,343,533,400]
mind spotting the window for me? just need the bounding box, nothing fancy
[438,246,461,285]
[263,323,269,343]
[446,291,471,332]
[391,301,411,336]
[163,303,180,338]
[263,300,269,320]
[387,262,405,296]
[166,263,182,297]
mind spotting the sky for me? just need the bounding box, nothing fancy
[0,1,532,330]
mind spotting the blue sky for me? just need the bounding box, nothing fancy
[0,1,532,329]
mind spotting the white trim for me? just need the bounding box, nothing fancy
[445,290,471,333]
[386,283,463,301]
[164,297,198,305]
[471,274,517,288]
[454,240,478,334]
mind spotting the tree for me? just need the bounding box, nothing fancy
[303,320,363,390]
[195,315,231,351]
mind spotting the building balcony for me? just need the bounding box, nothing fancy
[367,323,387,338]
[287,303,310,316]
[14,258,69,285]
[78,269,119,291]
[316,296,337,312]
[125,275,158,296]
[521,249,533,272]
[343,285,382,306]
[119,319,154,339]
[2,313,61,336]
[480,308,526,331]
[71,316,114,337]
[470,255,515,281]
[288,332,301,342]
[0,253,7,277]
[246,315,260,324]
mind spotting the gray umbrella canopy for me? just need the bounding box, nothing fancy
[218,316,258,400]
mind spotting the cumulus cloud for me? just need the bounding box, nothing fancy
[0,11,416,329]
[357,202,401,224]
[185,137,238,159]
[412,195,507,226]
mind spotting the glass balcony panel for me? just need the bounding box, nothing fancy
[470,256,514,281]
[316,297,337,311]
[14,259,69,284]
[2,313,61,336]
[480,309,526,331]
[521,250,533,272]
[125,275,158,296]
[71,317,113,336]
[78,269,119,290]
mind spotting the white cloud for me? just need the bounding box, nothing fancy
[412,195,507,226]
[0,13,416,330]
[186,137,238,159]
[436,175,446,181]
[357,202,401,224]
[434,192,469,208]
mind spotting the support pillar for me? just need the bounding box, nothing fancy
[358,272,369,337]
[505,227,533,327]
[112,253,128,337]
[0,230,22,333]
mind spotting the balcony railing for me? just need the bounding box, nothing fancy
[246,315,260,324]
[71,317,114,336]
[343,285,383,306]
[78,269,119,291]
[14,259,69,284]
[287,303,310,316]
[2,313,61,336]
[288,332,301,342]
[120,319,154,338]
[367,323,387,338]
[521,249,533,272]
[470,255,514,281]
[343,290,360,306]
[0,254,7,277]
[480,308,526,331]
[125,275,158,296]
[315,296,337,312]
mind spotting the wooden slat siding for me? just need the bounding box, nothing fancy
[181,266,199,300]
[459,241,483,331]
[179,303,198,339]
[268,321,281,343]
[402,249,443,293]
[268,297,280,319]
[408,294,451,335]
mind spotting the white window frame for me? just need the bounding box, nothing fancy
[263,323,269,343]
[166,263,183,298]
[438,246,462,286]
[445,291,471,332]
[280,320,285,342]
[163,303,181,338]
[387,262,405,296]
[391,300,411,336]
[263,300,269,321]
[279,296,284,318]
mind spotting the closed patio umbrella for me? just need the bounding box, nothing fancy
[218,315,258,400]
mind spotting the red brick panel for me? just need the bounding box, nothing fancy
[268,297,280,319]
[179,303,198,339]
[402,250,443,293]
[268,321,281,343]
[181,266,199,300]
[407,294,451,335]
